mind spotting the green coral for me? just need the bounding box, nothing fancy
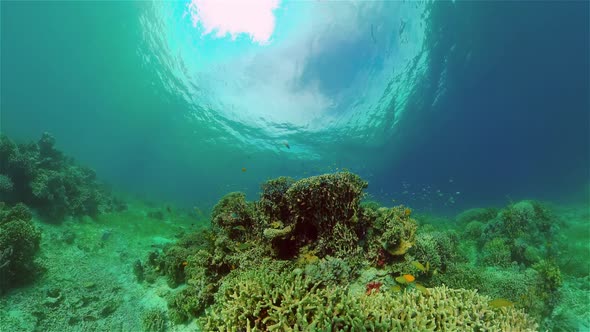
[285,172,366,237]
[0,133,117,221]
[167,247,229,323]
[481,238,512,267]
[201,266,537,331]
[411,230,463,274]
[364,206,418,262]
[455,207,498,225]
[303,256,353,286]
[0,203,41,293]
[464,220,485,240]
[144,176,552,329]
[258,176,294,222]
[532,259,563,318]
[258,172,367,259]
[142,309,168,332]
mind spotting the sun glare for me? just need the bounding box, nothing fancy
[187,0,280,44]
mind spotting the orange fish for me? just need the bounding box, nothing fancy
[241,167,247,172]
[403,274,415,283]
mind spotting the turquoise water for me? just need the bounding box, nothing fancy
[3,1,586,213]
[1,1,588,331]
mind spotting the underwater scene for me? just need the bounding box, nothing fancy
[1,1,588,331]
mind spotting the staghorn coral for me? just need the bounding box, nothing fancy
[358,285,537,331]
[200,265,355,331]
[200,265,538,331]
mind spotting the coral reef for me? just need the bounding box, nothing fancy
[412,199,572,330]
[142,173,541,330]
[0,133,122,221]
[201,265,537,331]
[0,203,41,293]
[259,172,369,259]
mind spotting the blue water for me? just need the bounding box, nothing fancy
[1,0,588,214]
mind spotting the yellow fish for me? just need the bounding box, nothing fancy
[395,276,408,285]
[489,298,514,308]
[415,283,430,296]
[403,274,415,283]
[412,261,426,272]
[396,274,415,284]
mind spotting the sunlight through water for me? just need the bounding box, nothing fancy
[139,0,431,155]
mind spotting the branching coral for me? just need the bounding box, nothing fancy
[285,172,367,239]
[201,266,538,331]
[147,175,549,330]
[258,176,294,222]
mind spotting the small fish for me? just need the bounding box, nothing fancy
[415,283,429,295]
[236,242,252,250]
[412,261,426,272]
[281,140,290,149]
[241,167,247,172]
[233,225,246,232]
[194,207,203,216]
[391,285,402,292]
[403,274,415,283]
[166,206,172,213]
[101,229,112,241]
[489,298,514,308]
[395,276,408,285]
[404,208,412,217]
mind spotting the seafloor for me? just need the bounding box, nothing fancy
[1,133,588,332]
